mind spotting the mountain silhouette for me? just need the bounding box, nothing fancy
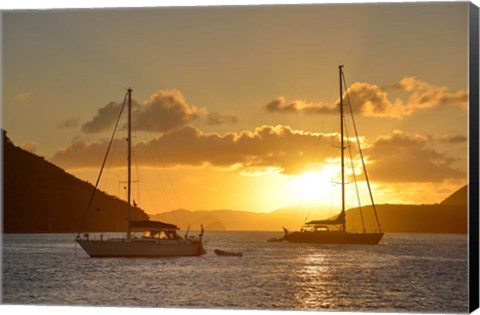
[345,201,467,234]
[151,187,468,234]
[440,185,467,206]
[3,130,148,233]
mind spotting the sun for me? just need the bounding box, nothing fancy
[284,166,339,205]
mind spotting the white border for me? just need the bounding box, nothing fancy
[1,1,478,315]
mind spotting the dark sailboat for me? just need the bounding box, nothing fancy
[282,65,384,245]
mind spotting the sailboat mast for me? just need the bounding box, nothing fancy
[339,65,346,232]
[127,88,132,239]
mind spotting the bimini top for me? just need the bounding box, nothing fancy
[130,220,179,231]
[305,212,345,226]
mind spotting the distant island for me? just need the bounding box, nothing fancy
[3,130,467,234]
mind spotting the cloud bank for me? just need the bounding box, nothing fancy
[51,125,464,183]
[52,125,341,174]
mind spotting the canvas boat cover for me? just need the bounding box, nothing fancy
[306,211,345,226]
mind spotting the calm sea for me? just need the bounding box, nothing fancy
[1,232,468,313]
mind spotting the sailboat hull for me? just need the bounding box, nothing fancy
[76,239,206,257]
[284,231,384,245]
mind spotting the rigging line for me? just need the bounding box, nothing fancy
[144,128,184,226]
[99,113,122,199]
[77,91,128,235]
[129,133,167,220]
[343,112,366,233]
[125,108,177,221]
[133,152,159,213]
[125,132,168,216]
[342,71,382,232]
[144,134,175,212]
[161,160,187,225]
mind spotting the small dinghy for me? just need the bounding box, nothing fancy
[214,249,243,257]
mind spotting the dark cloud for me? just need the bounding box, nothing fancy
[364,130,465,183]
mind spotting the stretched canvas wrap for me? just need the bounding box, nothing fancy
[1,1,479,314]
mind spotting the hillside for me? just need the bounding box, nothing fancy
[3,130,148,233]
[346,203,467,234]
[441,185,467,206]
[152,186,468,234]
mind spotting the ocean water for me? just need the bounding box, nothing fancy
[1,232,468,313]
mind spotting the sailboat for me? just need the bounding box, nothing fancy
[282,66,384,245]
[76,88,206,257]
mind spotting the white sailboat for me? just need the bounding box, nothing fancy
[76,88,206,257]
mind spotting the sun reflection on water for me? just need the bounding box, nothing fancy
[291,250,336,310]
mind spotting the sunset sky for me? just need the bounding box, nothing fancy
[2,2,470,216]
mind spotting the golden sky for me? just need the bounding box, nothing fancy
[2,2,469,214]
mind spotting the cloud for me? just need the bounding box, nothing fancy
[364,130,465,183]
[342,82,403,117]
[15,91,32,102]
[395,76,468,111]
[265,77,467,118]
[265,97,334,114]
[21,140,38,153]
[50,137,140,170]
[81,90,198,134]
[203,112,239,125]
[265,84,403,117]
[57,117,80,129]
[435,134,467,144]
[133,90,198,132]
[81,101,123,133]
[81,89,237,134]
[51,125,345,174]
